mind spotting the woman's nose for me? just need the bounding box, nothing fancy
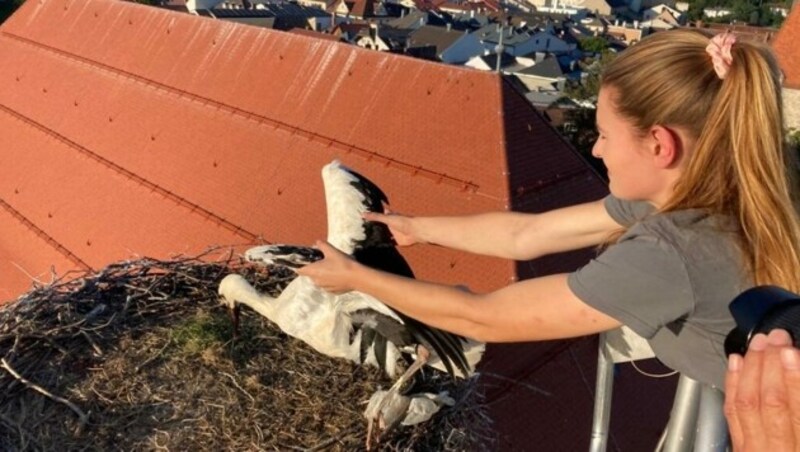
[591,141,602,159]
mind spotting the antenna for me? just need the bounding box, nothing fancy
[495,23,505,72]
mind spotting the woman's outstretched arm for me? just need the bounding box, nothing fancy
[368,198,619,261]
[297,242,621,342]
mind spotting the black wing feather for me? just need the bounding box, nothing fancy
[374,333,388,374]
[341,166,395,250]
[360,327,376,365]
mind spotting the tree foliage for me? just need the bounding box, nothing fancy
[557,107,607,180]
[558,50,617,180]
[563,50,616,102]
[578,36,610,54]
[788,128,800,163]
[685,0,787,26]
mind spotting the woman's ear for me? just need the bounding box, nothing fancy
[649,125,681,169]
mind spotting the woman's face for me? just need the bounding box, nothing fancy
[592,87,664,204]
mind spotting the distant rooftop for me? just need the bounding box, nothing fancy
[772,3,800,89]
[516,56,565,78]
[200,3,329,19]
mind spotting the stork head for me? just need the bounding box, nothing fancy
[218,274,247,337]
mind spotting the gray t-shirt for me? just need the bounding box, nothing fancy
[567,195,748,388]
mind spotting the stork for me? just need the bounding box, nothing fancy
[218,160,484,445]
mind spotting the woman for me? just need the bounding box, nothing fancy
[298,29,800,390]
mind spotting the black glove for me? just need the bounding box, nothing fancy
[725,285,800,356]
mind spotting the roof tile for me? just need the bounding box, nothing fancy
[0,0,606,300]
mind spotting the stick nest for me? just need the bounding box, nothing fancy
[0,252,493,451]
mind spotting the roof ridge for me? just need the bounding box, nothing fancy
[0,198,92,272]
[0,103,258,243]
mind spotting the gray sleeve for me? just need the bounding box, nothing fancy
[604,195,656,227]
[567,231,694,338]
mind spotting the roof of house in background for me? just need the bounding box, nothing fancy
[288,28,341,41]
[516,56,565,78]
[476,51,518,69]
[407,24,467,54]
[332,21,370,39]
[201,3,330,19]
[772,3,800,89]
[477,0,501,12]
[347,0,376,18]
[386,10,429,29]
[439,1,482,12]
[494,11,570,29]
[0,2,681,449]
[697,21,778,43]
[477,24,534,46]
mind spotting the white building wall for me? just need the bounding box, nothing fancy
[513,74,561,91]
[441,33,484,64]
[187,0,224,11]
[785,88,800,130]
[464,56,493,71]
[704,7,732,18]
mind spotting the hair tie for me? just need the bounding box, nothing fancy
[706,32,736,80]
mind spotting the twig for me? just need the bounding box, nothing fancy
[135,334,172,373]
[221,371,255,403]
[80,330,104,356]
[0,358,89,425]
[307,426,360,451]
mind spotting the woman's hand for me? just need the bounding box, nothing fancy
[725,329,800,452]
[296,241,361,294]
[363,210,420,247]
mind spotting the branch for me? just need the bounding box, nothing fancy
[1,358,89,425]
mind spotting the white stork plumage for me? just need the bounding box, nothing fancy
[219,160,483,376]
[218,160,483,441]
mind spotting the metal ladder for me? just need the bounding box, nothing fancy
[589,330,730,452]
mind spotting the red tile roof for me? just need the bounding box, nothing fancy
[477,0,502,12]
[773,4,800,89]
[348,0,375,18]
[0,0,607,301]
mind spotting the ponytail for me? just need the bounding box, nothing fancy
[602,29,800,291]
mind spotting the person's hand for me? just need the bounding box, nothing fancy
[363,209,419,247]
[296,241,361,294]
[725,329,800,452]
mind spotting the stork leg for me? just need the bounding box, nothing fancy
[227,304,241,339]
[366,345,431,450]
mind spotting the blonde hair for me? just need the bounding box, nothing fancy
[601,29,800,292]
